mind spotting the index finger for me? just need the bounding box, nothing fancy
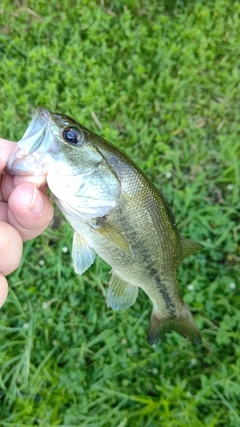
[1,138,48,194]
[0,139,16,173]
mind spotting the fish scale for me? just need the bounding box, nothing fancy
[6,107,203,345]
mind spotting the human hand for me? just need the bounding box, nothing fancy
[0,138,54,307]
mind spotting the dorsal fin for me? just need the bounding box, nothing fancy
[180,236,203,261]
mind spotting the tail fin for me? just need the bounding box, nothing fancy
[147,303,202,345]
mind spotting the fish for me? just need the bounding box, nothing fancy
[6,107,203,345]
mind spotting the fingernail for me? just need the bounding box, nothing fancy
[28,186,45,214]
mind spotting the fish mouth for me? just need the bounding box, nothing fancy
[6,107,51,176]
[21,107,49,153]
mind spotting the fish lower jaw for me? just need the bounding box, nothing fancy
[6,148,47,176]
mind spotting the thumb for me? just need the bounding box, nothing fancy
[8,182,54,241]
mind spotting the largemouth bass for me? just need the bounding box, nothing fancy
[6,107,203,345]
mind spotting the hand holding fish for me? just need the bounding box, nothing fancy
[0,138,54,307]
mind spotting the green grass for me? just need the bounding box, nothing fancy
[0,0,240,425]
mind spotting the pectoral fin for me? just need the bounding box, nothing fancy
[72,231,96,274]
[108,270,138,310]
[91,218,134,257]
[180,236,203,261]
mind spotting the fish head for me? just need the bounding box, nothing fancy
[6,107,120,219]
[7,107,98,175]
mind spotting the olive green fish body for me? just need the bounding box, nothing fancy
[6,108,203,345]
[54,132,201,344]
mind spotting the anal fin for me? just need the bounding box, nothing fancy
[72,231,96,274]
[108,270,138,310]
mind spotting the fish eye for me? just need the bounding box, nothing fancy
[62,127,83,146]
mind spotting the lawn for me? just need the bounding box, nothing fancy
[0,0,240,426]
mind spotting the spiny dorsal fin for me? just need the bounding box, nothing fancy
[180,236,203,261]
[108,270,138,310]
